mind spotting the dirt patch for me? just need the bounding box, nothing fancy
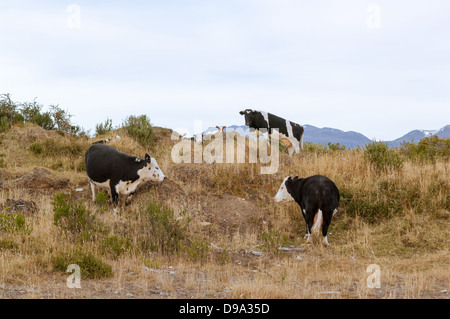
[12,167,71,192]
[0,198,38,216]
[167,163,215,187]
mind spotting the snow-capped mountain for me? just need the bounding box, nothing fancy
[387,125,450,148]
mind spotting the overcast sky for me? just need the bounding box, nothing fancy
[1,0,449,140]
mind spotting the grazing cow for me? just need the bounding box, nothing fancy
[274,175,339,245]
[85,144,165,213]
[239,109,304,156]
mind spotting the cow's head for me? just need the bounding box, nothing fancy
[138,154,165,182]
[239,109,256,126]
[274,176,299,203]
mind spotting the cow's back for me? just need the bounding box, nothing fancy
[85,144,124,183]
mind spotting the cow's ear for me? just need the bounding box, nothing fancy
[286,176,292,184]
[239,111,245,115]
[145,154,151,162]
[293,176,299,181]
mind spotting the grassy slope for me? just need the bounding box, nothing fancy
[0,123,448,299]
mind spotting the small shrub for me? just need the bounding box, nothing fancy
[50,159,64,170]
[0,238,18,250]
[138,201,190,255]
[52,193,96,234]
[30,142,43,154]
[401,136,450,164]
[340,187,401,223]
[0,116,10,132]
[302,142,329,154]
[102,235,132,259]
[143,257,160,269]
[20,100,55,130]
[94,190,109,213]
[0,213,31,234]
[260,229,284,254]
[328,142,346,151]
[52,249,113,279]
[185,237,210,264]
[31,138,85,158]
[95,118,113,136]
[122,115,153,147]
[0,93,23,131]
[364,141,403,173]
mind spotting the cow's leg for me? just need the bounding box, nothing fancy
[321,210,333,246]
[301,208,310,241]
[304,209,315,244]
[89,180,96,201]
[110,185,119,216]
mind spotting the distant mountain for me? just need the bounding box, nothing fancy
[201,124,449,149]
[387,125,450,148]
[302,124,371,148]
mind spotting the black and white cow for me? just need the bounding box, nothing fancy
[239,109,304,156]
[85,144,165,213]
[274,175,339,245]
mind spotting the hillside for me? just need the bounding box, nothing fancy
[0,123,449,299]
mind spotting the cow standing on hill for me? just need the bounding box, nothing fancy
[85,144,165,214]
[275,174,339,246]
[239,109,304,156]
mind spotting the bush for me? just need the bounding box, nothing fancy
[401,136,450,164]
[0,93,23,131]
[302,142,329,154]
[101,235,132,259]
[0,93,87,136]
[0,238,18,250]
[20,100,55,130]
[31,138,84,157]
[340,187,402,223]
[94,190,109,213]
[364,141,403,173]
[328,142,346,151]
[340,173,449,223]
[0,213,31,234]
[30,142,43,154]
[185,237,210,263]
[52,249,113,279]
[52,193,96,234]
[122,115,153,147]
[95,118,113,136]
[137,201,190,255]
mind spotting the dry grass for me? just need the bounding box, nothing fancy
[0,124,449,299]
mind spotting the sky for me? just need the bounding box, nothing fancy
[0,0,449,140]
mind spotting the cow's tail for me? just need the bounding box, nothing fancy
[311,209,323,235]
